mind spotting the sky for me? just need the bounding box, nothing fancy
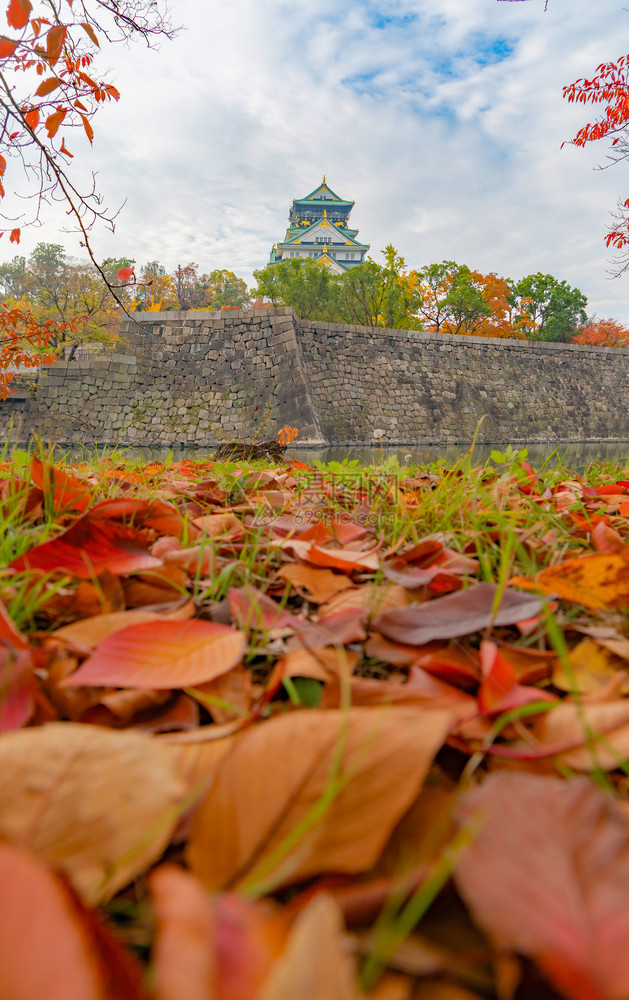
[3,0,629,322]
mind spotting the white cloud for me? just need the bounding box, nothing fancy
[3,0,629,322]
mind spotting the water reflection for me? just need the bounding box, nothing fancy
[290,442,629,470]
[99,441,629,471]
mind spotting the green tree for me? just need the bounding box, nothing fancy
[335,248,409,328]
[204,269,250,310]
[252,258,337,320]
[509,273,588,342]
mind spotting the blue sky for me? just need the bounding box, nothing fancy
[4,0,629,323]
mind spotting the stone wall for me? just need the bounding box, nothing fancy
[1,307,628,447]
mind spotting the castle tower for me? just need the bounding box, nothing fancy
[270,177,369,273]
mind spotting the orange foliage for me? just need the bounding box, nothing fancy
[564,54,629,252]
[0,303,76,399]
[470,271,526,339]
[276,425,299,446]
[572,317,629,348]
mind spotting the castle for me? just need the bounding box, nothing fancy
[269,177,369,273]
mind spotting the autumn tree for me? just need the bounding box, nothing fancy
[562,54,629,273]
[509,272,587,342]
[252,258,338,320]
[203,269,250,310]
[467,271,526,339]
[0,0,176,393]
[136,261,179,311]
[0,242,125,353]
[407,261,491,335]
[174,263,214,311]
[571,316,629,348]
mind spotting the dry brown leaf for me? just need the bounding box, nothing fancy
[320,584,412,619]
[193,512,243,536]
[0,723,185,903]
[455,772,629,1000]
[187,706,451,891]
[258,894,359,1000]
[535,700,629,770]
[277,563,355,604]
[273,646,360,683]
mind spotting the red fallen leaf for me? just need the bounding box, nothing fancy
[305,544,380,573]
[373,583,543,646]
[10,516,161,578]
[415,644,480,687]
[382,562,438,589]
[619,501,629,517]
[117,265,135,283]
[150,865,286,1000]
[87,498,187,538]
[62,619,246,690]
[591,521,627,554]
[397,536,445,565]
[6,0,31,30]
[0,843,104,999]
[229,585,297,632]
[477,640,555,716]
[30,456,92,514]
[454,772,629,1000]
[596,483,629,496]
[0,601,35,732]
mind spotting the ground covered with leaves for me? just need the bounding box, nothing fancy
[2,443,629,1000]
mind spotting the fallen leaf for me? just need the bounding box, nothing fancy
[30,456,92,515]
[455,772,629,1000]
[0,844,103,1000]
[187,706,450,891]
[553,638,629,695]
[151,866,285,1000]
[277,563,355,604]
[0,723,185,903]
[258,894,359,1000]
[535,700,629,771]
[511,553,629,610]
[50,599,195,650]
[63,619,246,690]
[374,584,543,645]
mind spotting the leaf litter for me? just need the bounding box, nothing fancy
[2,447,629,996]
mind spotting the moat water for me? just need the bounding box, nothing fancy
[85,440,629,471]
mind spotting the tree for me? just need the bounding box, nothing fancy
[136,261,179,311]
[174,263,213,311]
[0,1,175,256]
[562,54,629,273]
[406,261,491,335]
[0,0,176,394]
[509,273,588,342]
[203,269,250,310]
[335,246,410,329]
[571,317,629,348]
[252,258,337,320]
[470,270,526,339]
